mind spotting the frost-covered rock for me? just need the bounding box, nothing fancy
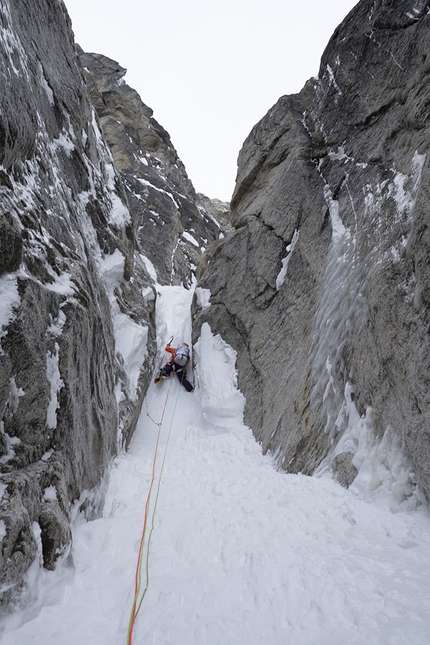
[197,193,232,230]
[0,0,120,607]
[195,0,430,502]
[78,50,224,287]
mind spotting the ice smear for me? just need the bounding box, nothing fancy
[105,163,131,228]
[2,285,430,644]
[0,2,31,80]
[42,271,75,296]
[99,250,148,402]
[37,62,54,105]
[391,151,426,218]
[46,344,64,429]
[47,309,67,337]
[0,274,20,340]
[195,286,211,310]
[182,231,199,247]
[49,132,75,158]
[0,422,21,465]
[114,313,148,401]
[310,151,426,492]
[8,377,25,414]
[136,177,180,209]
[0,520,6,541]
[308,180,353,442]
[140,254,157,282]
[276,229,299,290]
[170,238,180,282]
[326,63,342,99]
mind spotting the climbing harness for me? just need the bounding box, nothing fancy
[126,369,185,645]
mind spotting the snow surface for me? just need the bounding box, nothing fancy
[2,286,430,644]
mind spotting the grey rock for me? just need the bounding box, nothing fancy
[79,50,224,287]
[333,453,358,489]
[0,0,153,610]
[197,193,232,231]
[0,453,69,607]
[38,499,71,571]
[196,0,430,499]
[195,89,331,475]
[0,212,22,275]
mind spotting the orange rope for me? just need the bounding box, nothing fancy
[126,376,173,645]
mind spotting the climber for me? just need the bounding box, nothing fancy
[154,341,194,392]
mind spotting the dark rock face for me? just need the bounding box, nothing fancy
[0,0,139,609]
[195,0,430,500]
[197,193,232,231]
[78,51,223,287]
[0,0,218,612]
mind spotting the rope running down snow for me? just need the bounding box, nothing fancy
[126,371,185,645]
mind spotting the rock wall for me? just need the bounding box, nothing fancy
[79,50,223,287]
[195,0,430,501]
[0,0,221,611]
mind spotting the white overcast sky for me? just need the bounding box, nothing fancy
[65,0,359,201]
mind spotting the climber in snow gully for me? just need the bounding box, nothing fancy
[154,341,194,392]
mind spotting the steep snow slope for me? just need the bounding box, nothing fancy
[2,286,430,645]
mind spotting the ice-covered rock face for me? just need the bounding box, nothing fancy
[0,0,152,609]
[195,0,430,502]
